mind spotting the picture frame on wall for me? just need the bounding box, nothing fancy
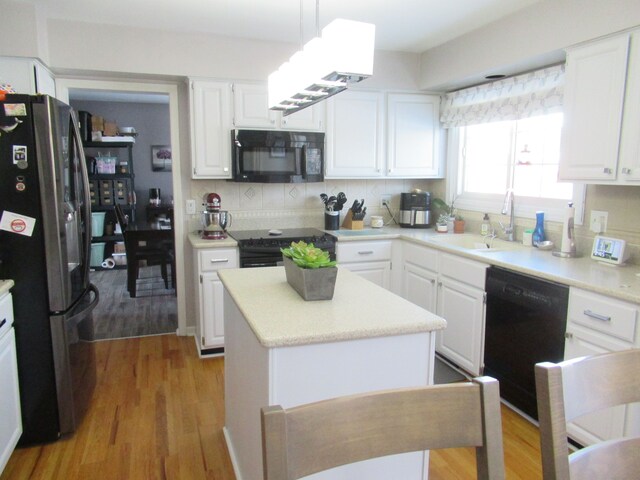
[151,145,172,172]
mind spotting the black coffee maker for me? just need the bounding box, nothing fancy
[399,191,431,228]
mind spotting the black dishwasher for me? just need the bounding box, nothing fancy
[484,266,568,420]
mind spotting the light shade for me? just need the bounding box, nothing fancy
[268,19,375,116]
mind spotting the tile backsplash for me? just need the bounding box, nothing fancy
[188,178,436,231]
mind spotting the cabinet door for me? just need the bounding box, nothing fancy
[564,324,631,445]
[200,272,225,349]
[387,94,441,178]
[402,261,437,313]
[619,31,640,182]
[190,80,232,178]
[281,101,325,131]
[436,277,485,376]
[0,328,22,474]
[233,83,278,128]
[558,34,630,181]
[341,261,391,290]
[325,90,385,178]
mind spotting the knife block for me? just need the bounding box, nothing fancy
[342,209,364,230]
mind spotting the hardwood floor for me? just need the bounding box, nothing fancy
[1,335,543,479]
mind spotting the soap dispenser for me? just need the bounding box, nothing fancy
[481,213,491,236]
[532,211,546,247]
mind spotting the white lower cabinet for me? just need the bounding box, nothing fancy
[564,287,640,445]
[194,248,238,354]
[0,291,21,475]
[401,243,487,376]
[336,240,392,290]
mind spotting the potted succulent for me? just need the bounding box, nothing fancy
[436,214,449,233]
[453,214,465,234]
[280,241,338,301]
[433,197,457,232]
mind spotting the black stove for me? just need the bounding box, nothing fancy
[229,228,337,268]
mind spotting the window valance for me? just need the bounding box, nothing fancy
[440,64,565,128]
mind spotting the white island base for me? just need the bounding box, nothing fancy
[220,267,446,480]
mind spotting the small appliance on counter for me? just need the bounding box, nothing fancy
[201,192,232,239]
[399,191,431,228]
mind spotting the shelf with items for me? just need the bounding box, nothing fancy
[84,141,135,270]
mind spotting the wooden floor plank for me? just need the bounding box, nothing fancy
[1,335,543,479]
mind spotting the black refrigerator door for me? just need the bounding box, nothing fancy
[33,96,92,313]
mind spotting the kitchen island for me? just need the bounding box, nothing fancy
[219,266,446,480]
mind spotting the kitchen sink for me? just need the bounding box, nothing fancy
[429,234,524,252]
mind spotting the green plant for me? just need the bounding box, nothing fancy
[281,241,337,269]
[437,213,450,226]
[433,197,457,217]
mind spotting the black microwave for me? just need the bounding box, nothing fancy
[231,129,324,183]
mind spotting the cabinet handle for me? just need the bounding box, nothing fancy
[583,309,611,322]
[358,251,374,255]
[210,258,230,263]
[564,331,573,339]
[437,281,442,288]
[0,318,6,328]
[603,167,613,174]
[430,279,435,284]
[622,167,632,174]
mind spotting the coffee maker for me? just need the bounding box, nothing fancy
[201,193,233,239]
[399,191,431,228]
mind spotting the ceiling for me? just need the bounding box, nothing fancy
[26,0,541,53]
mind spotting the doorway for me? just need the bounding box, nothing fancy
[56,78,187,336]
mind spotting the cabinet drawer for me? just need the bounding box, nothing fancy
[0,293,14,338]
[337,241,392,263]
[568,288,638,342]
[439,253,487,288]
[199,248,238,272]
[403,241,438,271]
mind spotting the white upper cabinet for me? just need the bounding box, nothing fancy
[325,90,386,178]
[232,83,324,131]
[325,90,442,179]
[559,31,640,184]
[387,93,442,178]
[0,57,56,97]
[189,79,233,179]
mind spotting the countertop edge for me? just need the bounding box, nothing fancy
[0,280,15,297]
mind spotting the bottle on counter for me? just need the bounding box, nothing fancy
[481,213,491,236]
[532,211,546,247]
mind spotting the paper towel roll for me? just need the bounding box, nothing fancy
[101,257,116,269]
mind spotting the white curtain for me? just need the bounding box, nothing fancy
[440,64,565,128]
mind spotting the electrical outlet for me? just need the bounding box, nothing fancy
[186,199,196,215]
[380,194,392,208]
[590,210,608,233]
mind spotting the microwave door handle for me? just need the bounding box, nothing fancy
[300,145,307,180]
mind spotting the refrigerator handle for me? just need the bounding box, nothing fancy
[66,283,100,325]
[70,109,92,283]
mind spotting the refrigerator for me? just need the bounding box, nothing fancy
[0,94,99,445]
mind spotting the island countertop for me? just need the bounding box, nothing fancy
[218,266,446,348]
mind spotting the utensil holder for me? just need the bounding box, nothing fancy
[342,210,364,230]
[324,211,340,230]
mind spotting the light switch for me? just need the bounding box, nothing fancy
[186,199,196,215]
[590,210,608,233]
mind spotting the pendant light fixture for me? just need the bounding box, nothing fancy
[268,0,375,116]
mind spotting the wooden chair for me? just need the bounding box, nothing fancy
[261,376,505,480]
[114,203,173,298]
[535,349,640,480]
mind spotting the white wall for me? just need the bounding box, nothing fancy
[420,0,640,91]
[0,0,49,62]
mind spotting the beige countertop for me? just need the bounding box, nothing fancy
[331,226,640,304]
[0,280,14,297]
[218,266,446,348]
[188,226,640,304]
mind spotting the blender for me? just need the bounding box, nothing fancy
[201,193,233,239]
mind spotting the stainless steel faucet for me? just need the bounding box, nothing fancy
[499,189,515,241]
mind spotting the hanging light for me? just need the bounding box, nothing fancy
[268,1,375,116]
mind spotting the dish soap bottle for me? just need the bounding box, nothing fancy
[532,211,546,247]
[481,213,491,236]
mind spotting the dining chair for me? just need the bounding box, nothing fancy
[535,349,640,480]
[114,203,173,298]
[261,376,505,480]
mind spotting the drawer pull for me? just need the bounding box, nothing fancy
[583,310,611,322]
[210,258,230,263]
[565,331,573,339]
[358,251,374,255]
[603,167,613,174]
[0,318,6,328]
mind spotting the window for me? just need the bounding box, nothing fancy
[441,65,584,223]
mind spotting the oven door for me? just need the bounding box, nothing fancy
[239,253,284,268]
